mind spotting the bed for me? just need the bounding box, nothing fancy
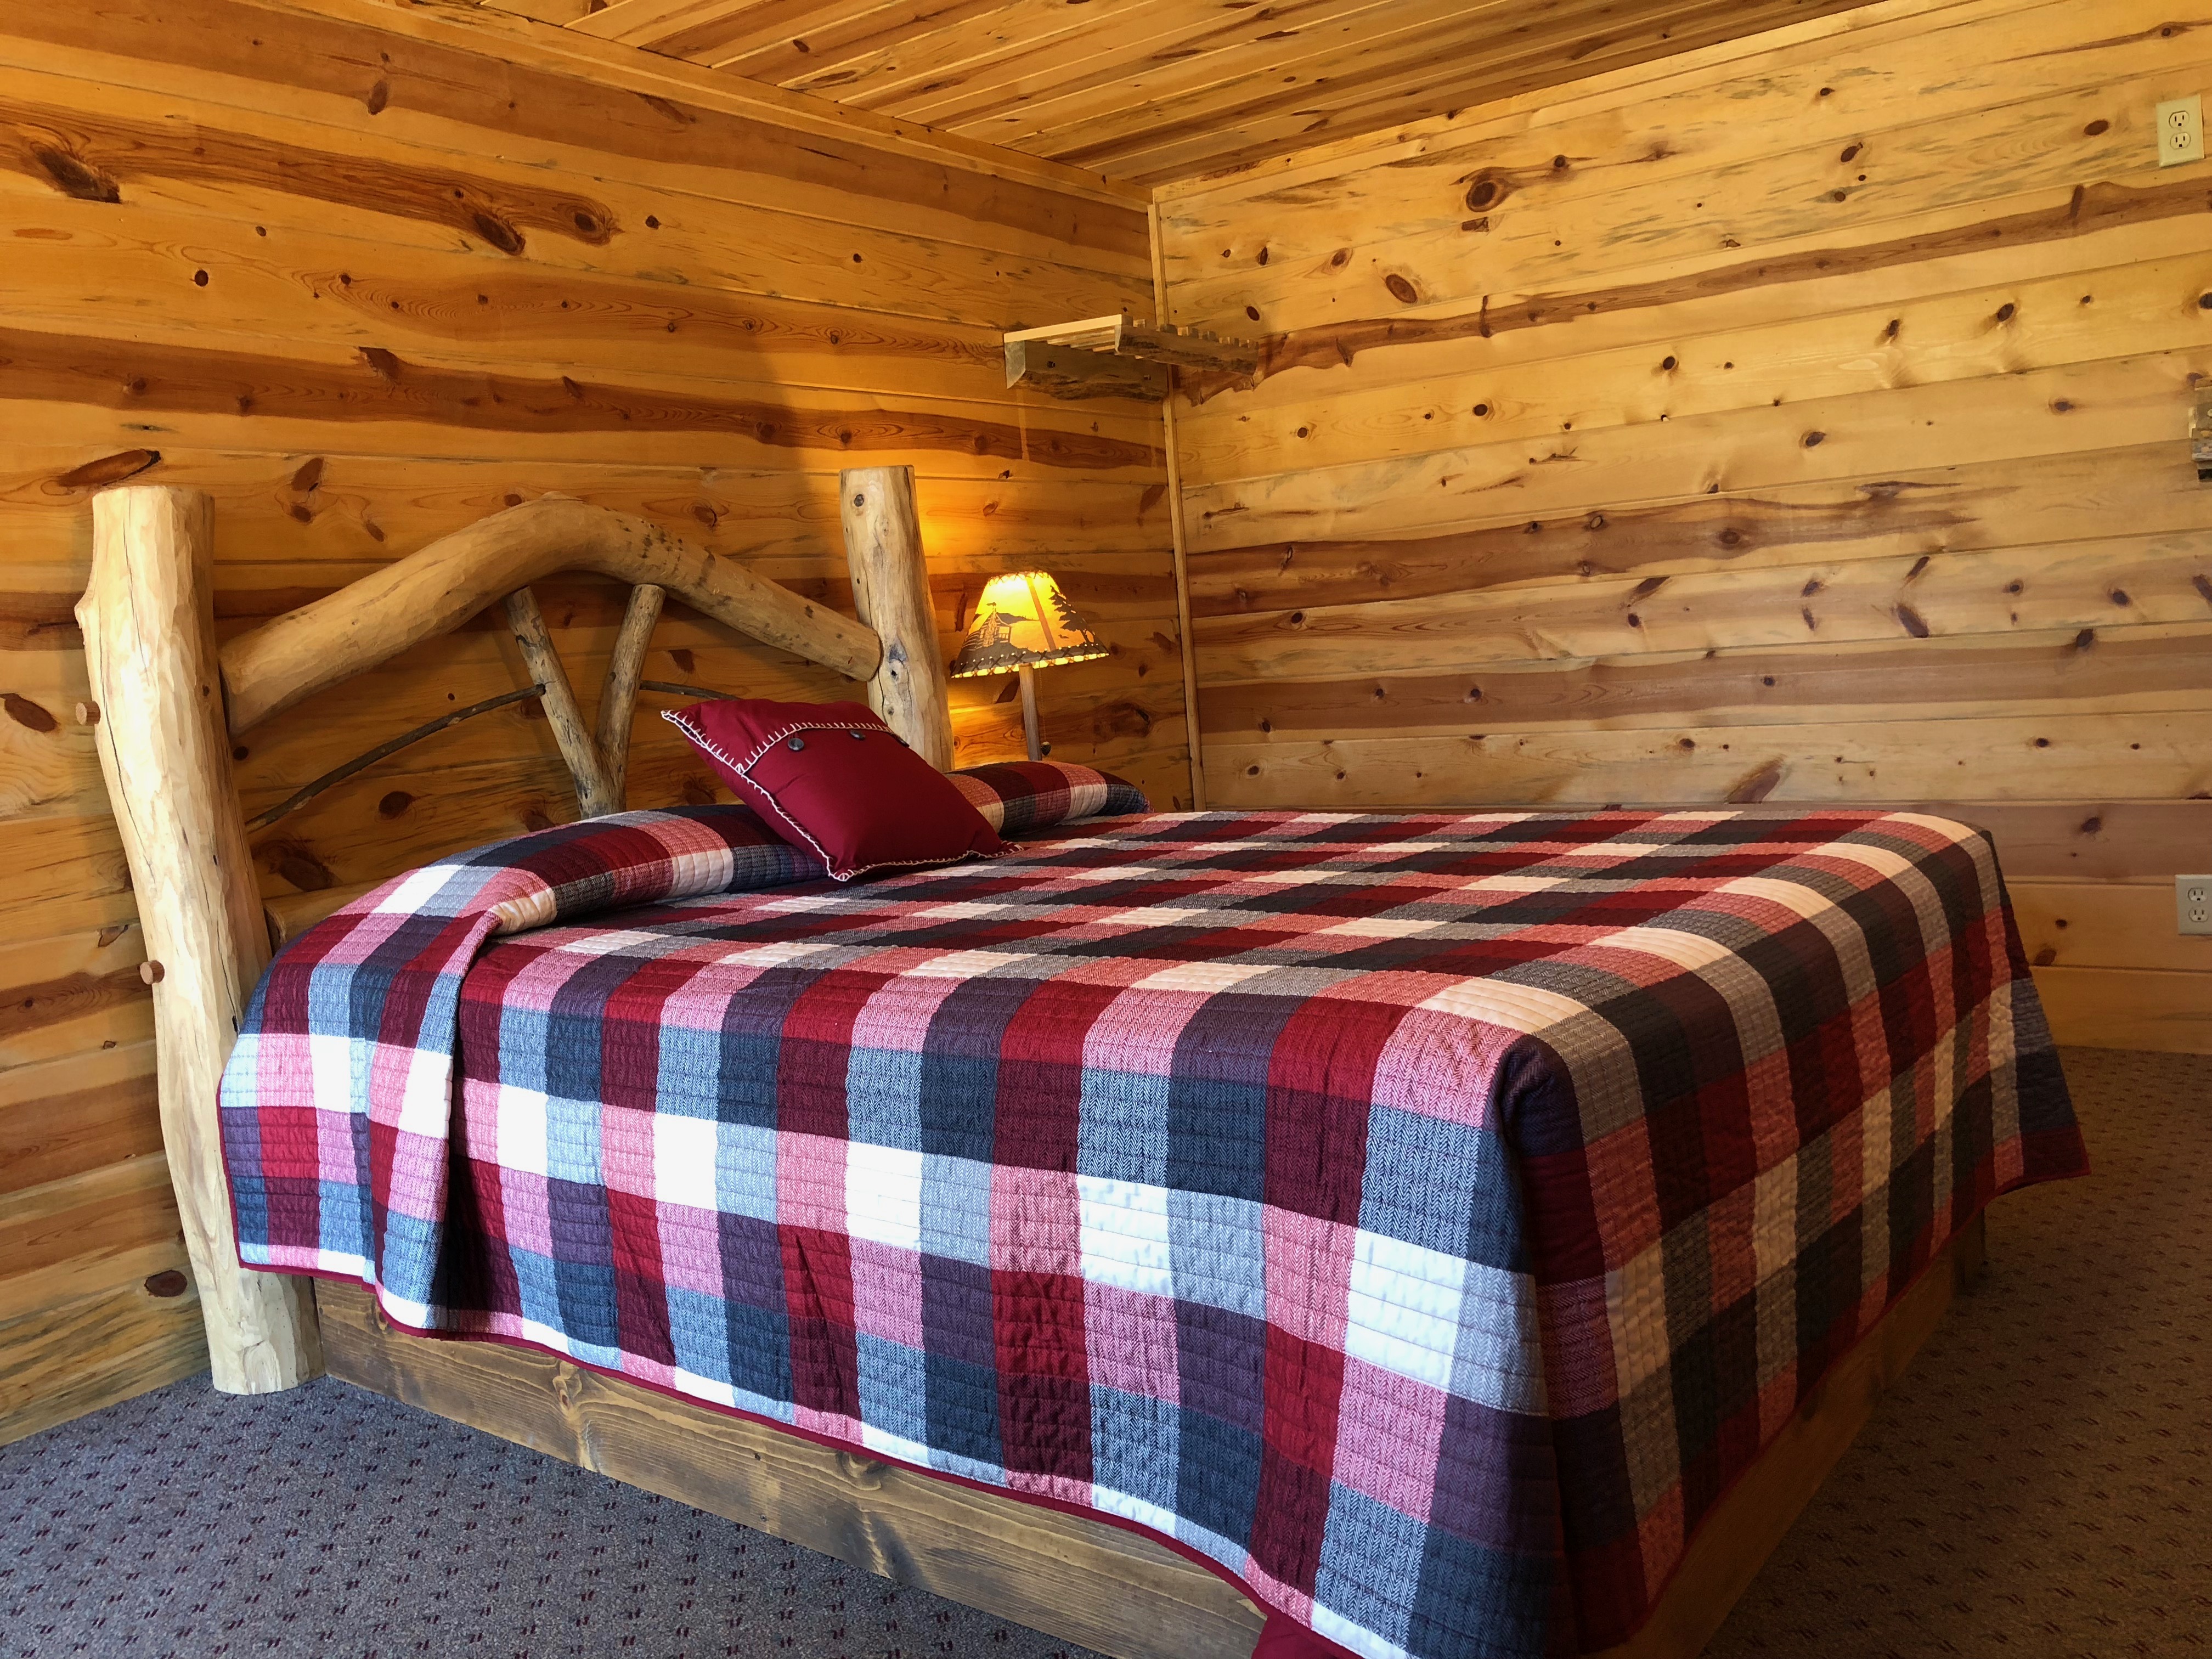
[78,476,2087,1659]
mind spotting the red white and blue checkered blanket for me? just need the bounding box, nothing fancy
[219,805,2085,1659]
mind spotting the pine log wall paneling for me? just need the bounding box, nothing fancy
[1156,0,2212,1056]
[0,0,1182,1445]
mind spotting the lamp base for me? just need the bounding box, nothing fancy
[1018,663,1046,762]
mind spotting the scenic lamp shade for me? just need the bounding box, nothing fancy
[947,570,1108,761]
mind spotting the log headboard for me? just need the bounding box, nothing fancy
[74,467,950,1397]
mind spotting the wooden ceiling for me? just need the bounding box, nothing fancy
[479,0,1875,186]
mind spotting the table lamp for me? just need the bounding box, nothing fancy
[947,570,1108,761]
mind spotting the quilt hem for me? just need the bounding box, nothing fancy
[270,1260,1363,1659]
[250,1155,2056,1659]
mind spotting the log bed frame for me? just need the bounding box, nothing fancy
[76,475,1987,1659]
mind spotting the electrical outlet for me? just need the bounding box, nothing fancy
[2182,874,2212,935]
[2158,95,2203,166]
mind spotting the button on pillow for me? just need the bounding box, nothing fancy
[663,698,1003,882]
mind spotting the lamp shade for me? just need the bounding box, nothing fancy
[947,570,1108,677]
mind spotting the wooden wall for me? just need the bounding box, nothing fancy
[0,0,1182,1446]
[1156,0,2212,1056]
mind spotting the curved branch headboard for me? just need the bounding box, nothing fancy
[74,467,948,1396]
[221,493,882,734]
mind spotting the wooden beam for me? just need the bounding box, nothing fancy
[501,585,616,819]
[839,467,955,768]
[220,496,881,735]
[75,484,321,1394]
[595,582,666,810]
[1005,338,1170,401]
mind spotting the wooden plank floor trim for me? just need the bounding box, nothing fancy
[0,1272,210,1450]
[2010,883,2212,975]
[319,1216,1985,1659]
[2033,966,2212,1056]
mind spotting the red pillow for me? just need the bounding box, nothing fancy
[662,699,1002,882]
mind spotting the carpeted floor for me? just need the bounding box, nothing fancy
[3,1047,2204,1659]
[1706,1046,2211,1659]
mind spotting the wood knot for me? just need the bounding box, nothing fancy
[144,1269,189,1297]
[837,1450,888,1489]
[1464,173,1510,212]
[3,693,58,732]
[555,1362,587,1412]
[31,146,120,203]
[140,960,165,985]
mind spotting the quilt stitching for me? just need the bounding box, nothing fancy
[219,805,2083,1659]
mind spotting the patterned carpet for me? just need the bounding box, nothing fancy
[2,1047,2203,1659]
[1706,1046,2211,1659]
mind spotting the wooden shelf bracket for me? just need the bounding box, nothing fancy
[1005,310,1256,401]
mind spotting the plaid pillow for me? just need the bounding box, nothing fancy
[947,760,1149,838]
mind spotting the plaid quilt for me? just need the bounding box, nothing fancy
[221,805,2085,1659]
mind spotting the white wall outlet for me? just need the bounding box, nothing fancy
[2182,874,2212,935]
[2158,95,2203,166]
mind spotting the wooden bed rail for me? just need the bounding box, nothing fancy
[78,470,947,1392]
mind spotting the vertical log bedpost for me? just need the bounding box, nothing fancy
[78,486,323,1393]
[839,466,953,768]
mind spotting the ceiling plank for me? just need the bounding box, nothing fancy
[471,0,1893,185]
